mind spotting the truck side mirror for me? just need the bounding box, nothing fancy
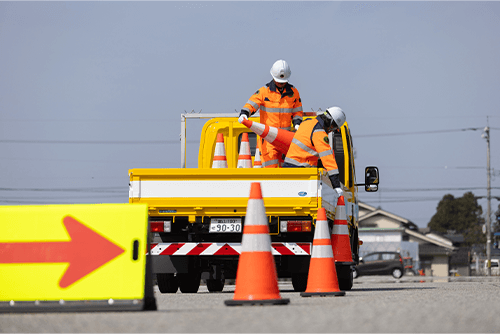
[364,166,379,192]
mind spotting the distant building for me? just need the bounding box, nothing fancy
[358,202,457,277]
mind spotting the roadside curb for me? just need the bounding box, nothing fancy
[354,276,500,284]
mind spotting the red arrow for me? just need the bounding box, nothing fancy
[0,216,125,288]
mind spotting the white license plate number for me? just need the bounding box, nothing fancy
[209,219,242,233]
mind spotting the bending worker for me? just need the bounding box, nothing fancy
[238,59,303,168]
[283,106,346,198]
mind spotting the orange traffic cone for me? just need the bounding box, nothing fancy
[212,133,228,168]
[241,118,295,154]
[225,182,290,306]
[237,132,252,168]
[301,208,345,297]
[253,147,262,168]
[331,196,353,263]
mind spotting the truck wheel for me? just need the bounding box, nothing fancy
[178,272,201,293]
[206,279,225,292]
[291,273,308,292]
[156,273,178,293]
[336,265,354,291]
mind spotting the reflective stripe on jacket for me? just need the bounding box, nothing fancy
[284,117,339,176]
[242,80,303,129]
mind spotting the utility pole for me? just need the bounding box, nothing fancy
[483,124,492,276]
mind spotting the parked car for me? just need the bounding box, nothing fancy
[353,252,404,279]
[484,259,500,276]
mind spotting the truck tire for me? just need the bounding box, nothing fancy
[206,278,225,292]
[336,265,353,291]
[157,273,178,294]
[178,272,201,293]
[291,273,308,292]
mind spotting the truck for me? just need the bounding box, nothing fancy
[129,112,379,293]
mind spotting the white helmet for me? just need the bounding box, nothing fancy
[270,60,291,83]
[325,106,346,129]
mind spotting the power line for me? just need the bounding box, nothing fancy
[378,187,500,192]
[0,187,124,193]
[354,127,485,138]
[0,194,125,200]
[0,139,199,145]
[0,199,125,204]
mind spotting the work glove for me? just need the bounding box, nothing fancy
[238,114,248,124]
[293,119,302,131]
[334,187,343,198]
[238,110,249,124]
[329,174,341,189]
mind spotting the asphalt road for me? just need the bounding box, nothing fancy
[1,277,500,333]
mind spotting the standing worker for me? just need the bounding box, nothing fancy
[283,106,346,198]
[238,60,303,168]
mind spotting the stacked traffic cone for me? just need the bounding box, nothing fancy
[301,208,345,297]
[253,147,262,168]
[225,182,290,306]
[237,133,253,168]
[212,133,228,168]
[241,118,295,154]
[331,196,354,263]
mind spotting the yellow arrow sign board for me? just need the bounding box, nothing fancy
[0,203,152,311]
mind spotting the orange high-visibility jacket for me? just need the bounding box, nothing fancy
[284,117,339,177]
[242,80,303,129]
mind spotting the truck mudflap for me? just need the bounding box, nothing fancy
[149,242,311,256]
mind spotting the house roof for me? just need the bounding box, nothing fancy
[358,204,419,231]
[359,202,378,212]
[358,201,456,251]
[405,229,456,250]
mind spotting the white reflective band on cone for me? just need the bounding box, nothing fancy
[311,244,334,259]
[265,127,278,143]
[332,225,349,235]
[241,234,272,252]
[335,206,347,219]
[314,222,330,239]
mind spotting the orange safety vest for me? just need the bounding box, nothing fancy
[242,80,303,130]
[284,117,339,177]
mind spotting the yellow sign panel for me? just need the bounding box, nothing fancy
[0,204,148,302]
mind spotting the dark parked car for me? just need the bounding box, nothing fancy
[353,252,404,279]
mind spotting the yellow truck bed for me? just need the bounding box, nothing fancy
[129,168,337,220]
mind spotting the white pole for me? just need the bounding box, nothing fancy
[485,125,491,276]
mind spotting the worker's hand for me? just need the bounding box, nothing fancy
[334,187,343,198]
[238,114,248,124]
[294,124,300,131]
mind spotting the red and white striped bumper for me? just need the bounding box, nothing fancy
[149,242,311,256]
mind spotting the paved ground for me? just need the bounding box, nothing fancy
[1,276,500,333]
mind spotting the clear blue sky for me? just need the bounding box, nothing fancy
[1,1,499,229]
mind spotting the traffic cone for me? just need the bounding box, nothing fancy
[225,182,290,306]
[237,132,252,168]
[212,133,228,168]
[331,196,354,263]
[301,208,345,297]
[241,118,295,155]
[253,147,262,168]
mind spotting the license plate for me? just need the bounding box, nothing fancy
[209,218,242,233]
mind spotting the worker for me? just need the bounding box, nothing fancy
[283,106,346,198]
[238,59,303,168]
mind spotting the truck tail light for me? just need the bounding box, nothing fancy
[150,221,171,233]
[280,220,311,233]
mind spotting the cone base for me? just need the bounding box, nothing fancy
[300,291,345,297]
[224,298,290,306]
